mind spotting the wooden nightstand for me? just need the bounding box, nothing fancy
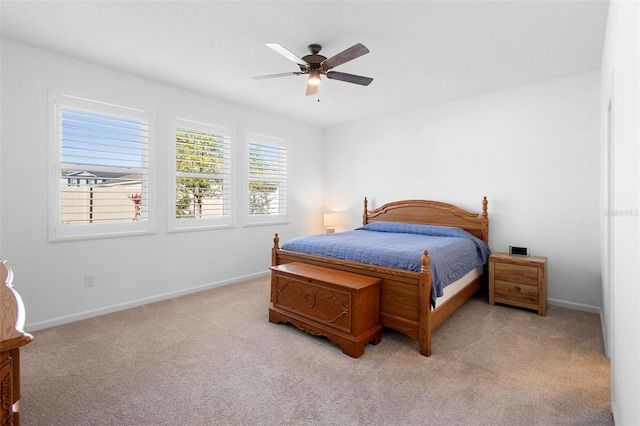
[488,253,547,316]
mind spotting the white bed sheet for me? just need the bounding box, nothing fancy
[432,265,483,309]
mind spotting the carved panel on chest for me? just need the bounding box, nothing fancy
[274,275,352,333]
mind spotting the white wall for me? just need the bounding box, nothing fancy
[323,71,601,312]
[0,40,324,329]
[600,1,640,424]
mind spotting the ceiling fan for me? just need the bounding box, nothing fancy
[253,43,373,96]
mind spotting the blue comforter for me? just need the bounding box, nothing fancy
[281,222,491,307]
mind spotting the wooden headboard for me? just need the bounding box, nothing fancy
[362,197,489,243]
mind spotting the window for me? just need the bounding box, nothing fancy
[51,93,153,241]
[246,133,289,225]
[170,118,232,231]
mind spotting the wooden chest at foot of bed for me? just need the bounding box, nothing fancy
[269,262,382,358]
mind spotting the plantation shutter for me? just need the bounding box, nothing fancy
[173,119,232,227]
[56,95,150,230]
[247,134,289,223]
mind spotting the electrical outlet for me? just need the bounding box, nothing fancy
[84,274,96,287]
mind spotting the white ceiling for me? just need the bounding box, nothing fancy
[1,1,608,128]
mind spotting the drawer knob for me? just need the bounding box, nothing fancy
[304,291,316,308]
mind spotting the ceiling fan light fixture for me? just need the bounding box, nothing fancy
[308,70,322,86]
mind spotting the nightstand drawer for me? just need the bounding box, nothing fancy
[494,262,538,286]
[494,279,539,305]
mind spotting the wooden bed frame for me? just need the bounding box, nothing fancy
[271,197,489,357]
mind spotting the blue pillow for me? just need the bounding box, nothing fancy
[357,221,475,239]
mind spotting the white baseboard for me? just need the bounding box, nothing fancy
[26,270,270,332]
[548,297,602,315]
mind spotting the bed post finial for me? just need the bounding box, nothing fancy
[421,250,430,271]
[482,196,488,219]
[363,197,369,225]
[273,233,280,249]
[481,197,489,243]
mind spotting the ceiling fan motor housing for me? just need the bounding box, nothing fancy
[302,45,326,70]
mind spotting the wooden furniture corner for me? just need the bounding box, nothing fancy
[0,259,33,426]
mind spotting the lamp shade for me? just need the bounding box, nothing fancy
[323,213,337,227]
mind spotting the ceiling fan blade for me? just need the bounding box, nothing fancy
[253,72,304,80]
[322,43,369,70]
[326,71,373,86]
[305,80,318,96]
[266,43,307,66]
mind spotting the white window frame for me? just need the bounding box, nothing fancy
[245,133,289,226]
[168,117,233,232]
[49,92,155,242]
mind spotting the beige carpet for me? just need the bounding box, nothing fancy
[20,276,612,425]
